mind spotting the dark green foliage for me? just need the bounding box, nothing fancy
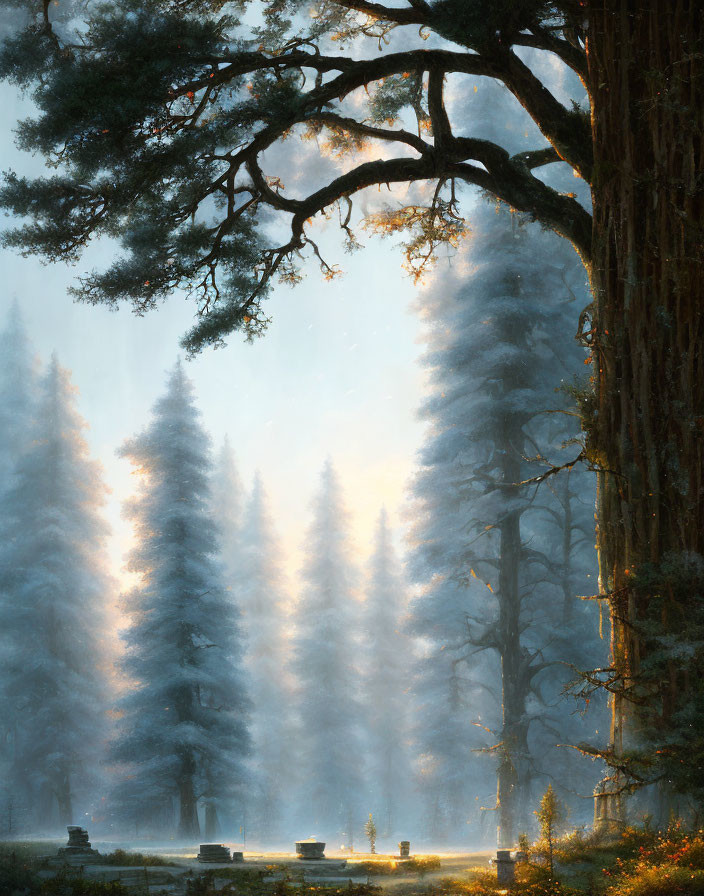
[0,0,274,347]
[368,74,426,127]
[0,23,57,85]
[4,5,233,158]
[0,841,58,859]
[101,849,179,866]
[0,0,595,352]
[0,849,37,895]
[428,0,568,50]
[572,554,704,795]
[39,877,131,895]
[0,852,130,896]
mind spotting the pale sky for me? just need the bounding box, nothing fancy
[0,86,429,597]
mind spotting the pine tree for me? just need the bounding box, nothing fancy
[365,813,377,854]
[408,445,497,844]
[6,0,704,801]
[291,460,365,843]
[238,472,292,842]
[408,201,606,846]
[111,361,251,839]
[363,508,412,838]
[535,784,565,878]
[0,301,39,830]
[0,355,111,828]
[0,301,38,492]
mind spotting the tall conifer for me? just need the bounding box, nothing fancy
[238,473,292,841]
[0,301,38,491]
[409,202,605,845]
[0,356,111,828]
[291,460,365,842]
[363,509,412,837]
[112,362,250,838]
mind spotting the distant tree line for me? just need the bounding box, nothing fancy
[0,313,413,844]
[0,99,608,839]
[0,188,607,848]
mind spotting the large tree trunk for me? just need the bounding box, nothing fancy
[586,0,704,801]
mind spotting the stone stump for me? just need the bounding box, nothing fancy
[296,840,326,860]
[197,844,232,863]
[57,826,103,864]
[493,849,516,887]
[398,841,410,859]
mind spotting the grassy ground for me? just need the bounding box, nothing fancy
[0,846,492,896]
[5,829,704,895]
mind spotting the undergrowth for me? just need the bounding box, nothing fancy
[422,865,582,896]
[0,856,131,896]
[186,876,383,896]
[0,840,59,860]
[350,856,442,876]
[415,826,704,896]
[102,848,179,866]
[599,825,704,896]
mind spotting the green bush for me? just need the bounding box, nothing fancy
[0,857,131,896]
[0,841,58,859]
[543,824,659,868]
[102,848,178,866]
[40,877,131,895]
[0,852,38,894]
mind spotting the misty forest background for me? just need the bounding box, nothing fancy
[0,17,612,853]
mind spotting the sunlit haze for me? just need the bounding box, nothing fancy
[1,88,426,599]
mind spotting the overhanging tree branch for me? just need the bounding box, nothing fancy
[329,0,427,26]
[0,0,596,348]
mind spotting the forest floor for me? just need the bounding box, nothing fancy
[4,826,704,895]
[0,843,493,895]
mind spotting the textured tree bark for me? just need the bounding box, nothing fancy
[586,0,704,789]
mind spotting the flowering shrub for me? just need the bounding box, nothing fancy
[601,827,704,896]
